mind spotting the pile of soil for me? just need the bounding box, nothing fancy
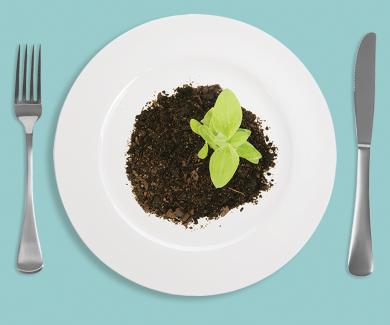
[126,84,277,227]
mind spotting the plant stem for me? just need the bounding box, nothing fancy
[227,187,245,196]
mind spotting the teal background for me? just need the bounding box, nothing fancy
[0,0,389,323]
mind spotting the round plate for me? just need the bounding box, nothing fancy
[54,15,336,296]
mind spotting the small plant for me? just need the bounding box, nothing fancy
[190,89,262,188]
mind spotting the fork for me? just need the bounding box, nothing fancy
[14,45,43,273]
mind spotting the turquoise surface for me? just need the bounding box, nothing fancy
[1,0,389,323]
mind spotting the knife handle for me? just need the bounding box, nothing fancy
[348,146,373,276]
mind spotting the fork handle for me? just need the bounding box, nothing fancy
[348,146,373,276]
[17,133,43,273]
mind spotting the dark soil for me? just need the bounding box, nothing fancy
[126,84,277,227]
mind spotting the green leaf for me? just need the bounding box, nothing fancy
[211,89,242,140]
[201,108,213,126]
[229,128,251,147]
[198,125,217,149]
[198,142,208,159]
[236,141,262,164]
[214,132,227,147]
[209,144,239,188]
[190,119,202,135]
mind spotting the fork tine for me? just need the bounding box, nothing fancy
[30,46,35,102]
[37,45,41,103]
[14,45,20,103]
[22,45,27,101]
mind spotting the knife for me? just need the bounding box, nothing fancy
[348,33,376,276]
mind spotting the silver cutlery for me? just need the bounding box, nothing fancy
[14,45,43,273]
[348,33,376,276]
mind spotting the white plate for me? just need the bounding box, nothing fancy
[54,15,336,296]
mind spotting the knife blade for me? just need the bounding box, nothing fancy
[354,33,376,146]
[348,32,376,276]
